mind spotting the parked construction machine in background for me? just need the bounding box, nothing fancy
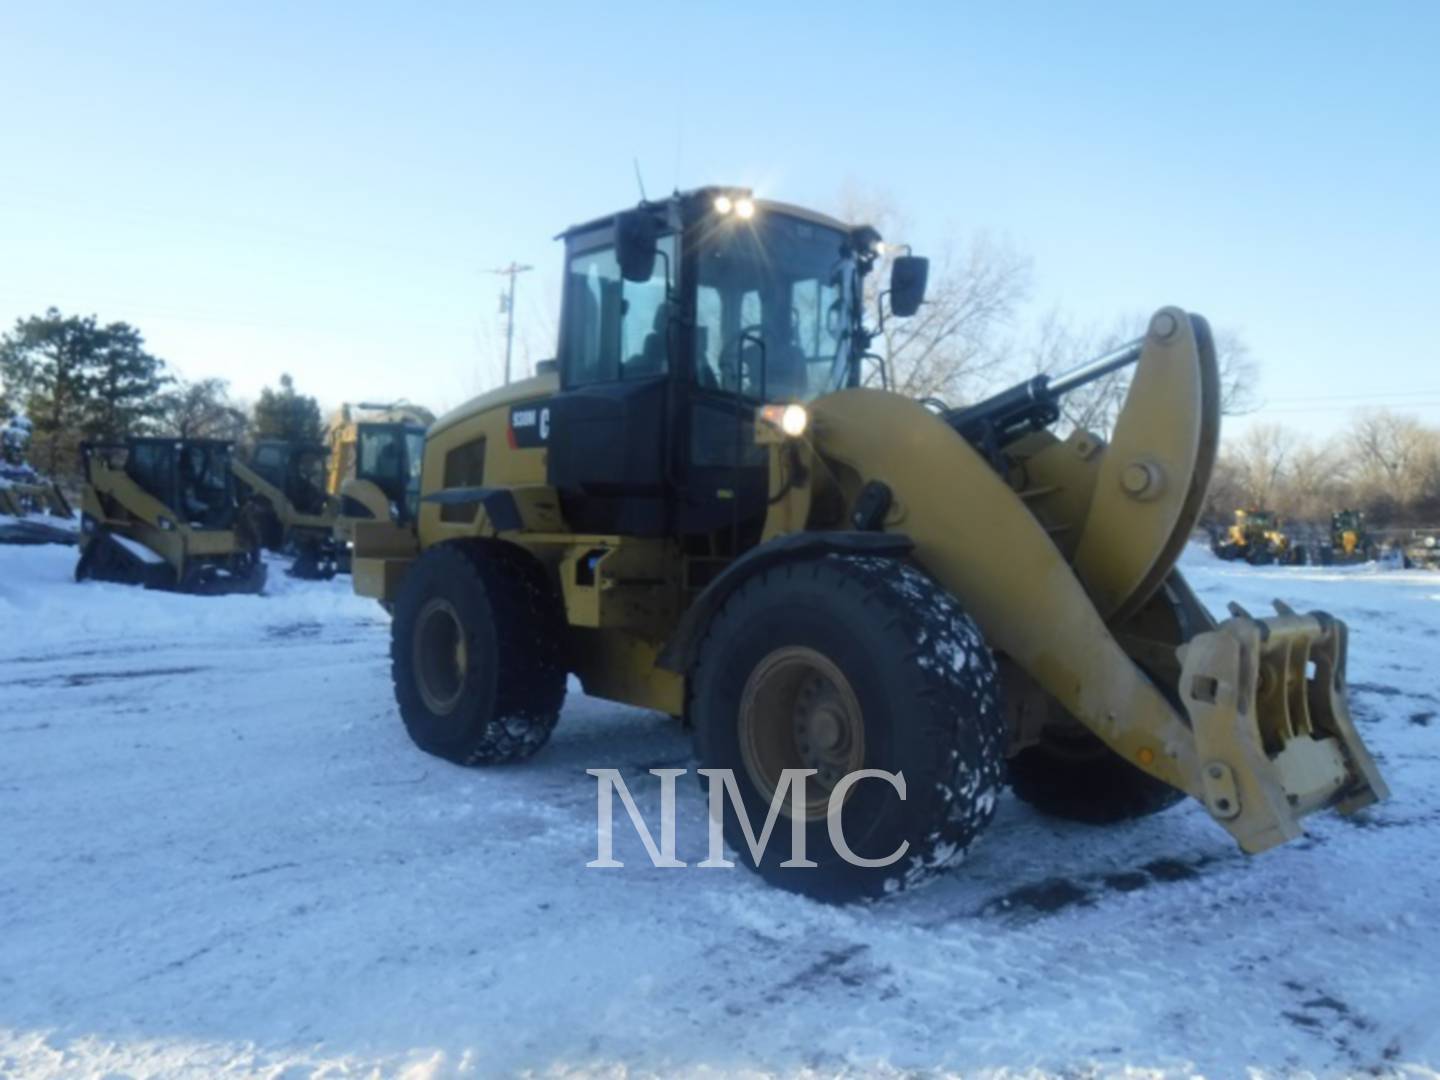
[1212,508,1300,564]
[326,402,434,563]
[1317,509,1378,565]
[0,413,76,544]
[353,187,1387,899]
[1404,528,1440,570]
[76,438,266,593]
[233,440,338,578]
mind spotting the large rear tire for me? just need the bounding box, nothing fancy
[690,554,1006,902]
[391,541,567,765]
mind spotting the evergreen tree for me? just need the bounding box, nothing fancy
[253,373,324,444]
[1,309,103,475]
[82,320,172,442]
[0,309,170,475]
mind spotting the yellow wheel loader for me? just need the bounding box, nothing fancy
[1212,508,1300,565]
[353,187,1387,900]
[1317,509,1378,566]
[326,402,434,565]
[76,438,266,594]
[232,440,339,579]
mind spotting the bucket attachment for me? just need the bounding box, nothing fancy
[1178,601,1388,853]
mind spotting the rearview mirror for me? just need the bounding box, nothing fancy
[615,210,659,283]
[889,255,929,318]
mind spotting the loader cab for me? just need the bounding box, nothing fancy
[547,187,885,547]
[249,440,330,515]
[123,438,239,529]
[355,422,426,523]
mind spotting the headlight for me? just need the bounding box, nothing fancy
[758,403,808,439]
[713,194,733,215]
[734,197,755,220]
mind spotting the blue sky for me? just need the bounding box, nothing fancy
[2,1,1436,434]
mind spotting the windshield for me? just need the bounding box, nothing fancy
[175,443,235,528]
[693,213,857,403]
[291,449,329,514]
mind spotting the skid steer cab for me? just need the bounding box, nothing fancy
[354,186,1387,902]
[76,438,266,594]
[233,440,339,579]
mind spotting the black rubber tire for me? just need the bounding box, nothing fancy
[690,554,1006,902]
[1007,726,1183,825]
[391,540,567,765]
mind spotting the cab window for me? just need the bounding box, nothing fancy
[561,232,675,386]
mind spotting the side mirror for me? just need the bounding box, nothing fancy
[615,210,658,283]
[889,255,929,317]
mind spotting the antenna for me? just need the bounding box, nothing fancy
[633,157,648,202]
[673,108,684,194]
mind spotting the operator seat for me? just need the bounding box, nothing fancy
[625,303,670,378]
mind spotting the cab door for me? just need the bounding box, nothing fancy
[546,226,677,536]
[677,281,767,537]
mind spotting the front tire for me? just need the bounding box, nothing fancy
[1007,722,1183,824]
[391,541,567,765]
[690,555,1006,902]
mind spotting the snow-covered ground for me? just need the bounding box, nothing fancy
[2,543,1439,1078]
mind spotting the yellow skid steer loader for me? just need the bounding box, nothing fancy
[232,439,339,579]
[354,188,1386,899]
[76,438,266,594]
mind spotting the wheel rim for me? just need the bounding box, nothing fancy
[739,646,865,819]
[414,597,468,715]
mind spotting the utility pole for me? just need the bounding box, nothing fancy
[491,262,534,385]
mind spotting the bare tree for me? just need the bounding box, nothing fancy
[1023,311,1262,439]
[1200,450,1246,528]
[836,189,1032,405]
[160,378,249,442]
[1278,439,1349,523]
[1347,408,1439,519]
[1231,424,1300,510]
[1212,328,1260,417]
